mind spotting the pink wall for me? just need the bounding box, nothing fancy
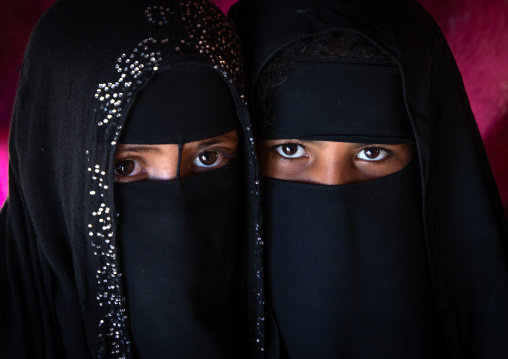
[1,0,507,209]
[421,0,508,211]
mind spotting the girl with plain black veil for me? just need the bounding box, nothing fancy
[229,0,508,358]
[0,0,265,358]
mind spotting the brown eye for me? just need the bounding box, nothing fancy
[283,145,298,156]
[275,143,306,159]
[196,151,219,167]
[114,160,135,176]
[357,147,389,161]
[364,148,381,159]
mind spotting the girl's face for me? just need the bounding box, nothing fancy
[257,139,412,185]
[114,130,238,182]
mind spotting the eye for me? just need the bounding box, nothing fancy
[193,151,221,168]
[114,159,142,176]
[357,147,389,161]
[275,143,307,159]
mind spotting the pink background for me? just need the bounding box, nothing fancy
[1,0,507,211]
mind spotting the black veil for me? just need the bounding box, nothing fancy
[1,0,264,357]
[230,0,508,357]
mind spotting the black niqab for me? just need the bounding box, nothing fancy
[258,55,444,357]
[230,0,508,358]
[263,57,413,143]
[120,65,237,144]
[116,163,244,358]
[115,64,243,357]
[263,160,448,358]
[1,0,263,358]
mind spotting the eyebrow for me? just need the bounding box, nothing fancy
[303,140,326,148]
[302,141,400,149]
[196,134,238,149]
[116,145,164,154]
[117,132,238,152]
[349,143,401,148]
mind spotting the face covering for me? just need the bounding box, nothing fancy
[230,1,508,357]
[114,65,246,358]
[261,59,448,358]
[261,57,413,143]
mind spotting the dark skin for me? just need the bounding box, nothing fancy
[114,130,238,183]
[257,139,413,185]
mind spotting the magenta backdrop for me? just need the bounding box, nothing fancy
[1,0,507,209]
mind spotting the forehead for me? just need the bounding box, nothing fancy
[117,130,239,153]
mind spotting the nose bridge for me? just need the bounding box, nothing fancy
[151,144,181,181]
[311,147,353,186]
[314,162,348,185]
[154,159,179,180]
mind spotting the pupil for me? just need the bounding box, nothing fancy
[283,145,298,156]
[115,160,134,176]
[200,151,218,166]
[365,148,381,159]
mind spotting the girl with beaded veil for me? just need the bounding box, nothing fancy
[0,0,264,357]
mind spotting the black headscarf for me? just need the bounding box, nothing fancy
[115,65,243,358]
[0,0,264,358]
[230,0,508,358]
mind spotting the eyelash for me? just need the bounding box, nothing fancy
[191,148,236,169]
[356,146,393,162]
[271,142,394,163]
[272,141,307,163]
[114,155,147,177]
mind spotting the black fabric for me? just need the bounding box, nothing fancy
[230,0,508,358]
[266,59,412,142]
[117,65,243,356]
[1,1,264,358]
[115,162,245,358]
[121,65,237,144]
[263,160,448,358]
